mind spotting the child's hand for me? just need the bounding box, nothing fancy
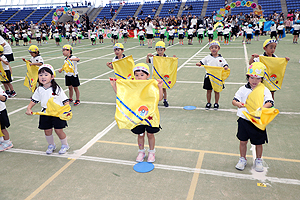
[196,62,201,66]
[147,53,153,57]
[224,66,229,70]
[237,102,245,108]
[157,79,163,88]
[58,68,62,73]
[251,54,259,58]
[25,109,33,115]
[285,57,290,61]
[106,62,113,69]
[173,55,176,58]
[22,58,26,62]
[29,63,33,66]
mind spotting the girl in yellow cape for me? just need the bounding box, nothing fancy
[26,64,70,155]
[232,62,274,172]
[110,63,163,163]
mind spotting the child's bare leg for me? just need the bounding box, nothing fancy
[3,83,9,91]
[54,128,67,140]
[137,134,145,150]
[206,90,212,103]
[1,129,10,140]
[163,88,167,100]
[214,91,220,104]
[68,86,74,99]
[7,83,14,91]
[271,91,275,100]
[74,87,80,100]
[147,132,155,150]
[256,145,263,158]
[239,140,248,158]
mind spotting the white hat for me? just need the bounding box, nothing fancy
[39,64,55,75]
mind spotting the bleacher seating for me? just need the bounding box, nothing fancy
[26,8,52,24]
[182,0,204,17]
[159,2,180,18]
[6,9,34,24]
[0,10,19,23]
[136,1,161,19]
[258,0,282,16]
[40,9,55,25]
[286,0,300,12]
[95,3,120,20]
[115,2,140,20]
[205,0,225,16]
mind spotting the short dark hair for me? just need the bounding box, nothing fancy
[246,75,263,83]
[134,70,149,76]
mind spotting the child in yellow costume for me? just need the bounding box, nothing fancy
[232,62,274,172]
[26,64,71,155]
[196,40,229,110]
[146,41,177,107]
[110,63,163,163]
[249,39,290,99]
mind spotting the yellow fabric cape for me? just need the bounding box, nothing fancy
[24,60,39,92]
[259,56,288,91]
[112,55,135,80]
[0,62,9,82]
[115,79,160,130]
[242,83,279,130]
[153,56,178,89]
[61,59,75,74]
[32,97,73,121]
[203,65,230,92]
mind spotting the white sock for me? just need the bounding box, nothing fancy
[60,138,68,146]
[45,135,54,145]
[0,137,4,142]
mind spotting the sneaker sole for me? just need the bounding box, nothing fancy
[0,144,14,152]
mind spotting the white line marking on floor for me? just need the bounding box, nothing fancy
[6,148,300,186]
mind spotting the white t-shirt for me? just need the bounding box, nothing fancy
[168,29,175,36]
[200,54,228,77]
[0,54,9,70]
[0,87,8,111]
[32,86,68,109]
[145,23,154,34]
[0,36,13,54]
[197,28,205,35]
[36,32,41,37]
[30,55,44,65]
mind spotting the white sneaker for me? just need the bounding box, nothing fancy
[58,144,70,154]
[46,144,56,154]
[255,158,264,172]
[136,149,146,162]
[235,157,247,170]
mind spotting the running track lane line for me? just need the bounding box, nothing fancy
[186,152,205,200]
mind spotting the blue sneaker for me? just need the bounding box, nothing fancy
[46,144,56,154]
[59,145,70,154]
[0,141,13,152]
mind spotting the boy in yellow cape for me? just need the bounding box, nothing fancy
[232,62,275,172]
[249,39,290,99]
[146,41,177,107]
[110,63,163,163]
[196,40,229,110]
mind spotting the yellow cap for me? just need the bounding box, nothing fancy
[155,41,165,48]
[133,63,150,74]
[0,45,3,52]
[113,43,124,49]
[263,39,277,48]
[62,44,73,51]
[247,62,266,78]
[28,45,39,53]
[209,40,220,48]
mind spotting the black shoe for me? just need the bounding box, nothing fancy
[163,100,169,107]
[213,103,219,110]
[205,103,211,110]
